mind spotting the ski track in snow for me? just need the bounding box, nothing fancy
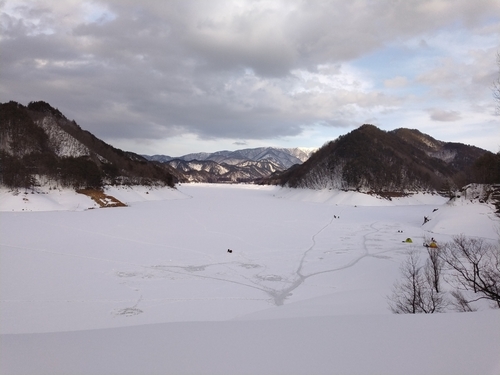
[0,212,396,310]
[259,219,403,305]
[127,214,403,308]
[3,186,500,375]
[0,209,422,314]
[2,185,488,326]
[119,212,376,308]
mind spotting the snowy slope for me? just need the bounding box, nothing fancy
[0,187,99,211]
[2,311,499,375]
[37,117,91,158]
[0,185,186,212]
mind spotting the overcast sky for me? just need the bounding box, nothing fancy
[1,0,499,156]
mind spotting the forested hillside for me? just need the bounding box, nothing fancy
[271,124,493,194]
[0,101,180,189]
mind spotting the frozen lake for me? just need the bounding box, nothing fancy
[1,184,499,374]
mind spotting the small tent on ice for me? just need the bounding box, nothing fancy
[424,241,438,248]
[403,238,413,243]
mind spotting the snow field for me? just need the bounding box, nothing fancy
[1,183,499,374]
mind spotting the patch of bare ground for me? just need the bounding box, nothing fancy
[368,191,410,200]
[76,189,127,208]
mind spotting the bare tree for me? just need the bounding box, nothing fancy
[425,244,443,293]
[449,290,477,312]
[388,250,446,314]
[389,250,422,314]
[440,235,500,308]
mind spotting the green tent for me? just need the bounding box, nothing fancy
[403,238,413,243]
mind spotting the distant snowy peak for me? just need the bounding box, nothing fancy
[146,154,174,163]
[180,152,214,161]
[146,147,315,169]
[227,147,314,168]
[162,158,282,183]
[142,147,315,183]
[286,147,317,162]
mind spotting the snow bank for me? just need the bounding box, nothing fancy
[0,187,98,212]
[275,187,448,207]
[423,199,499,240]
[104,185,189,204]
[0,185,189,212]
[0,183,450,212]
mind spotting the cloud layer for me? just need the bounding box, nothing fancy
[1,0,499,154]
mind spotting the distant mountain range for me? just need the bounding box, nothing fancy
[1,101,498,195]
[143,148,315,182]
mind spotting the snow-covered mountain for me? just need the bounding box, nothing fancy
[146,147,314,167]
[144,147,315,183]
[165,158,282,183]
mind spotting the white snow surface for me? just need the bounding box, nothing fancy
[0,187,99,212]
[1,183,499,375]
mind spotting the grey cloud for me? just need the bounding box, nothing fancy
[429,109,462,122]
[417,46,499,105]
[1,0,499,151]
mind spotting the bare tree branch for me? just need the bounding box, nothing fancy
[388,250,446,314]
[440,235,500,308]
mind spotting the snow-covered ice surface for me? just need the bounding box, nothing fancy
[1,183,499,375]
[0,187,99,212]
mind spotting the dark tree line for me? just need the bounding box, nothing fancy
[0,151,102,189]
[471,151,500,184]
